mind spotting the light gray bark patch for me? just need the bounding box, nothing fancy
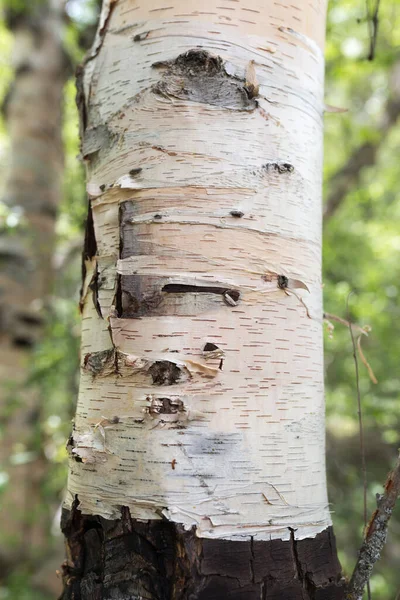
[151,49,258,111]
[83,348,116,377]
[149,361,185,385]
[81,124,117,160]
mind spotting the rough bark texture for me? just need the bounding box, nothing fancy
[60,502,344,600]
[0,0,67,585]
[63,0,344,595]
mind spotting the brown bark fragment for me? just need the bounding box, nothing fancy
[84,349,116,377]
[148,397,185,415]
[60,504,345,600]
[149,361,185,386]
[118,275,164,318]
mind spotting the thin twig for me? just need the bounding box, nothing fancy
[347,292,371,600]
[368,0,381,61]
[323,312,369,336]
[347,454,400,599]
[365,0,373,52]
[323,311,377,384]
[357,336,378,385]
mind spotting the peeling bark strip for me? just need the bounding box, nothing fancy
[60,503,344,600]
[67,1,339,590]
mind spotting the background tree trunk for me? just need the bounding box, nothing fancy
[0,0,67,585]
[62,0,345,597]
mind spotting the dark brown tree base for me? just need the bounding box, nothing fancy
[60,499,345,600]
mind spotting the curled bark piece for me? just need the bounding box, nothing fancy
[184,359,220,378]
[68,430,109,464]
[245,60,259,99]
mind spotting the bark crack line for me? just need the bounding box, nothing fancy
[290,528,306,589]
[250,535,255,584]
[289,527,315,599]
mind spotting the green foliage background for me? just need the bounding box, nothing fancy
[1,0,400,598]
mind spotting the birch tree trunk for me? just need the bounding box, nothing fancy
[62,0,345,597]
[0,0,67,580]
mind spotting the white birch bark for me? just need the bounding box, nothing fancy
[66,0,330,542]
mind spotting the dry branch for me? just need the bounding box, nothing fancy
[346,454,400,600]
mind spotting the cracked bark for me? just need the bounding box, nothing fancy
[60,502,344,600]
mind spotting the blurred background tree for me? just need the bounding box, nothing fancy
[0,0,69,596]
[0,0,99,596]
[0,0,400,598]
